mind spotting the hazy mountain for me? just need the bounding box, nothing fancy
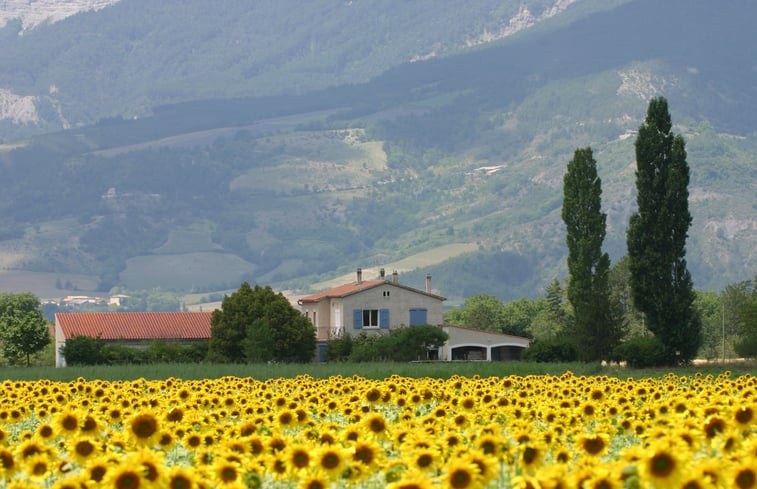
[0,0,754,303]
[0,0,607,139]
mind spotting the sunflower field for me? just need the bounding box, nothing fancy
[1,371,756,489]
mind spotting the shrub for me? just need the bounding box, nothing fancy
[103,345,150,364]
[734,335,757,358]
[522,337,578,363]
[326,333,353,361]
[347,326,449,362]
[61,335,108,365]
[614,335,666,368]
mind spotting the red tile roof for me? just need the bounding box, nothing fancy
[56,312,212,341]
[298,280,386,303]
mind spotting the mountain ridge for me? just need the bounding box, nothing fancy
[0,0,754,302]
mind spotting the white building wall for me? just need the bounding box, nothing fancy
[54,319,66,367]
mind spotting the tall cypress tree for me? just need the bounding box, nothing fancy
[562,147,619,361]
[627,97,701,365]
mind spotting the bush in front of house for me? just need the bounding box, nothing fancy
[61,335,108,365]
[62,337,209,365]
[325,333,353,361]
[522,337,578,363]
[613,335,666,368]
[346,325,449,362]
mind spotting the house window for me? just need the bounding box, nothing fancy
[363,309,379,328]
[354,308,390,329]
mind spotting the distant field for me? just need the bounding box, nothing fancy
[310,242,478,290]
[0,270,99,299]
[119,252,257,290]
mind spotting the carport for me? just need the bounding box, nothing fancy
[439,325,531,361]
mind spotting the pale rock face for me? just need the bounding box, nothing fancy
[0,88,39,125]
[616,67,679,101]
[465,0,578,47]
[0,0,121,31]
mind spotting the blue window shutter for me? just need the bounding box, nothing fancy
[379,309,390,329]
[353,309,363,329]
[410,308,427,326]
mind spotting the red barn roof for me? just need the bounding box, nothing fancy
[56,312,212,341]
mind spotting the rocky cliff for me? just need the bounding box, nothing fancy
[0,0,119,31]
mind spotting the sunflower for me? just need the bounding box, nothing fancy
[581,466,623,489]
[407,447,440,473]
[350,439,384,470]
[362,412,390,439]
[126,411,161,446]
[313,445,347,477]
[35,423,56,441]
[285,443,313,474]
[210,458,246,489]
[474,434,502,457]
[132,449,166,486]
[442,459,483,489]
[638,440,685,487]
[102,465,144,489]
[83,455,112,483]
[0,446,18,477]
[67,435,102,465]
[516,441,547,474]
[51,473,90,489]
[576,432,610,458]
[386,468,434,489]
[457,450,498,486]
[729,461,757,489]
[165,466,197,489]
[55,408,81,437]
[298,470,331,489]
[24,452,52,482]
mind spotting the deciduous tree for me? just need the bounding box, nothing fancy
[207,282,315,363]
[0,292,51,366]
[627,97,701,364]
[562,147,621,361]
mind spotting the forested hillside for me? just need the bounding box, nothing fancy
[0,0,754,303]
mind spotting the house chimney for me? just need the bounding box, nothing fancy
[392,270,398,284]
[426,274,432,293]
[379,268,386,280]
[356,268,362,284]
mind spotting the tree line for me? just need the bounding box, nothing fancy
[444,97,755,367]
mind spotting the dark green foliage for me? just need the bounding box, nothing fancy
[63,337,207,365]
[444,293,541,338]
[522,337,578,363]
[0,292,51,366]
[613,335,667,368]
[346,325,448,362]
[562,147,621,361]
[207,282,316,363]
[627,97,701,365]
[733,277,757,357]
[61,335,107,366]
[242,319,276,363]
[326,333,354,362]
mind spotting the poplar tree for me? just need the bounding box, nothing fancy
[627,97,701,365]
[562,147,619,361]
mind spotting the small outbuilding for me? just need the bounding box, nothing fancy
[438,325,531,361]
[54,311,212,367]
